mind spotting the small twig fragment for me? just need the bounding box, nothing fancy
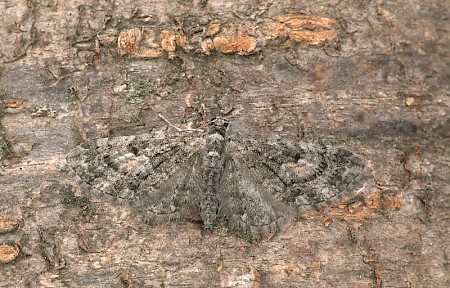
[158,114,204,132]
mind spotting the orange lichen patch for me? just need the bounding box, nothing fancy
[213,28,257,55]
[289,29,338,44]
[3,98,30,114]
[212,37,233,53]
[0,217,19,234]
[277,13,339,45]
[320,195,379,222]
[160,30,177,52]
[205,20,221,37]
[3,99,23,108]
[278,14,338,30]
[363,192,381,210]
[261,21,288,38]
[118,28,143,56]
[306,191,403,223]
[160,29,187,59]
[0,244,20,264]
[137,48,163,58]
[201,38,214,55]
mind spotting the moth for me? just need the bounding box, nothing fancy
[66,116,365,242]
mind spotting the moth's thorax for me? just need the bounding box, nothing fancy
[207,117,228,138]
[203,134,226,181]
[204,117,228,164]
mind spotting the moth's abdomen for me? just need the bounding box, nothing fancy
[201,132,227,228]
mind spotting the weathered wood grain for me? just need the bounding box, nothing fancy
[1,0,449,287]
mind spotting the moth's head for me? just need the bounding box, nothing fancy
[208,116,229,136]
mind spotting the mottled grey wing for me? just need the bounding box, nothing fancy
[218,153,294,242]
[230,139,366,217]
[136,150,205,225]
[66,134,158,199]
[66,131,205,224]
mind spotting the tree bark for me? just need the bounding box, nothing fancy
[1,0,448,287]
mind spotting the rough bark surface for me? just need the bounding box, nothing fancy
[0,0,449,287]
